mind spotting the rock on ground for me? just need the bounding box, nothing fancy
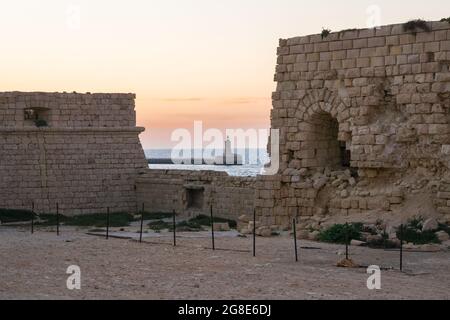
[422,218,438,232]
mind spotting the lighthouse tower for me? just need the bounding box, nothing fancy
[215,137,243,166]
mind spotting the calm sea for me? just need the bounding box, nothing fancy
[145,149,269,177]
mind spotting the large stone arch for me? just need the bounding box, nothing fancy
[291,89,354,169]
[299,89,353,141]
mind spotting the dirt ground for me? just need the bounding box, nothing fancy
[0,225,449,300]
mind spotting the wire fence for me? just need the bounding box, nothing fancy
[8,202,420,274]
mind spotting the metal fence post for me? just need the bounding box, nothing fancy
[31,202,35,234]
[210,204,215,251]
[400,224,404,271]
[293,218,298,262]
[106,207,110,240]
[253,208,256,257]
[139,203,145,243]
[345,223,349,260]
[173,210,177,247]
[56,203,60,236]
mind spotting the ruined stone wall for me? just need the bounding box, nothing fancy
[0,92,148,215]
[257,20,450,231]
[136,170,255,221]
[0,92,136,128]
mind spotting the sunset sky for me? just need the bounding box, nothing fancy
[1,0,449,148]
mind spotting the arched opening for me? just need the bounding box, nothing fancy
[299,111,351,169]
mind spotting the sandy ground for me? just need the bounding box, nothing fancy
[0,225,449,300]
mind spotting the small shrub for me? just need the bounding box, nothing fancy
[37,212,133,227]
[403,19,431,33]
[0,208,37,223]
[408,216,424,230]
[188,215,237,229]
[35,119,48,127]
[397,227,440,245]
[175,220,203,232]
[148,220,171,231]
[140,212,173,220]
[147,215,237,232]
[396,217,441,245]
[36,213,69,226]
[318,223,363,244]
[189,215,212,226]
[321,28,331,39]
[440,17,450,23]
[67,212,134,227]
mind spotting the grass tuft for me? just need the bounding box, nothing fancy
[318,223,363,244]
[397,217,440,245]
[37,212,134,227]
[147,220,172,231]
[140,212,173,220]
[403,19,431,33]
[187,215,237,229]
[321,28,331,39]
[0,208,37,223]
[146,214,237,232]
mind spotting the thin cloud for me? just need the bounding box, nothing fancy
[222,97,270,105]
[155,97,269,104]
[157,97,205,102]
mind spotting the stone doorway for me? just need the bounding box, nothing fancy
[302,112,342,168]
[185,186,205,210]
[297,108,355,170]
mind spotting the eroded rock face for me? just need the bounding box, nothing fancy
[254,20,450,232]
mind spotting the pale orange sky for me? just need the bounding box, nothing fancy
[1,0,449,148]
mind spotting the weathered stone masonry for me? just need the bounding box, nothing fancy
[136,170,255,220]
[0,92,148,215]
[0,91,255,220]
[4,20,450,229]
[256,20,450,231]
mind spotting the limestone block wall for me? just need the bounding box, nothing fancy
[136,170,255,221]
[257,20,450,230]
[0,92,148,215]
[0,92,136,128]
